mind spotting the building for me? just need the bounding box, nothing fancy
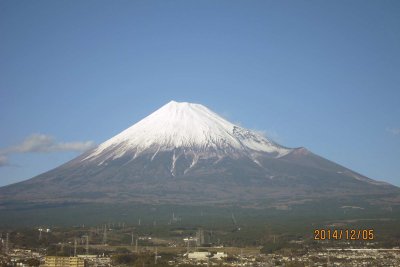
[212,252,228,260]
[42,256,85,267]
[77,255,111,266]
[187,252,211,261]
[196,229,205,246]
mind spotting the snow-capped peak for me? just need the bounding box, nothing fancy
[83,101,292,161]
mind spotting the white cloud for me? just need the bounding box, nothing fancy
[251,128,282,143]
[52,141,96,152]
[0,155,8,166]
[387,128,400,136]
[7,134,96,153]
[0,134,96,167]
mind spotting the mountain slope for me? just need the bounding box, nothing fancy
[0,101,398,207]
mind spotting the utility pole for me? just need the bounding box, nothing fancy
[86,235,89,255]
[5,233,9,254]
[74,239,77,257]
[135,238,138,253]
[240,248,243,266]
[82,235,89,255]
[103,225,107,245]
[131,232,134,246]
[154,247,158,265]
[327,249,330,267]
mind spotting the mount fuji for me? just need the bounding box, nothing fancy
[1,101,398,207]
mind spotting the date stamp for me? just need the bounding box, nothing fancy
[313,229,374,240]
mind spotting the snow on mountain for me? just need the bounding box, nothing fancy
[1,101,397,206]
[83,101,292,163]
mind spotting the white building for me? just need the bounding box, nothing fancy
[187,252,211,261]
[212,252,228,260]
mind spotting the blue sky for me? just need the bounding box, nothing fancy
[1,0,399,186]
